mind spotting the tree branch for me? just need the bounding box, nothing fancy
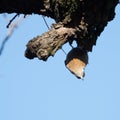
[0,15,24,55]
[25,23,76,61]
[0,0,53,18]
[0,0,119,61]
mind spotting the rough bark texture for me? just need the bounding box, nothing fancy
[0,0,119,61]
[25,23,76,61]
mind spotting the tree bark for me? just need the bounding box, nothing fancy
[0,0,52,17]
[0,0,119,61]
[25,23,76,61]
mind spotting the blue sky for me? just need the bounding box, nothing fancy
[0,5,120,120]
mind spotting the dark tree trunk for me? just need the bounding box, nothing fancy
[0,0,119,61]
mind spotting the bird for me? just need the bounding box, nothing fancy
[65,47,88,79]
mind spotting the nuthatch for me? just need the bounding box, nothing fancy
[65,47,88,79]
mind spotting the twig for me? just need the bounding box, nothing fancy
[6,14,19,28]
[42,15,50,29]
[0,15,24,55]
[0,36,9,55]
